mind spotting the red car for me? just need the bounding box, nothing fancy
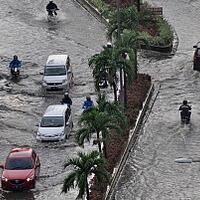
[0,147,40,190]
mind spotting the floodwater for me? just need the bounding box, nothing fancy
[113,0,200,199]
[0,0,107,199]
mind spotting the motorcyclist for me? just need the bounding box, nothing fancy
[46,1,59,16]
[82,96,94,111]
[9,55,21,75]
[179,100,191,119]
[61,92,72,107]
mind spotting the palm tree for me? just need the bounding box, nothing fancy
[62,151,110,200]
[89,46,119,101]
[115,30,150,79]
[96,93,128,156]
[76,108,122,157]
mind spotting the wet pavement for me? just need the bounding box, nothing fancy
[113,0,200,199]
[0,0,107,199]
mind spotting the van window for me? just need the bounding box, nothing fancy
[40,116,64,127]
[44,66,66,76]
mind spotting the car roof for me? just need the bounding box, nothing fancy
[43,105,68,117]
[8,147,33,158]
[46,55,69,66]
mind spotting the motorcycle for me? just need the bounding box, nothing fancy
[47,8,59,21]
[11,67,20,78]
[99,71,108,89]
[180,110,191,124]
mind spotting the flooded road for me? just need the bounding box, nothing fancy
[0,0,107,199]
[113,0,200,199]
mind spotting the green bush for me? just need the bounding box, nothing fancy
[89,0,114,18]
[87,0,173,46]
[152,17,173,46]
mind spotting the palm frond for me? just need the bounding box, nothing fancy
[62,171,77,193]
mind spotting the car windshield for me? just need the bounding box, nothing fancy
[5,158,33,170]
[44,66,66,76]
[40,116,64,127]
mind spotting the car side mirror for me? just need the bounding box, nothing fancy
[193,45,197,48]
[39,72,44,75]
[0,164,4,169]
[67,70,71,74]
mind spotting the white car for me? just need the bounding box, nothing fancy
[42,55,73,91]
[36,105,73,142]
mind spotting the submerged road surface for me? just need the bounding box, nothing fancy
[114,0,200,199]
[0,0,106,199]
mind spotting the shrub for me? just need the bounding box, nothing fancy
[151,17,173,46]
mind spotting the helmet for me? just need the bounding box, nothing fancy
[49,0,53,2]
[183,100,188,105]
[13,55,18,59]
[86,96,91,101]
[64,92,69,96]
[107,42,112,48]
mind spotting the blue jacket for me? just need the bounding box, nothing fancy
[9,59,21,68]
[82,100,94,110]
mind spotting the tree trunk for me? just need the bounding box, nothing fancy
[86,180,90,200]
[137,0,140,12]
[120,68,123,94]
[123,71,127,108]
[96,131,102,153]
[113,82,118,101]
[134,49,138,80]
[103,141,107,158]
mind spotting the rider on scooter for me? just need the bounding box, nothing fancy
[82,96,94,111]
[46,1,59,16]
[9,55,21,75]
[179,100,191,119]
[61,92,72,108]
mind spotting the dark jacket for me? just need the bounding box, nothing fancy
[61,96,72,106]
[9,59,21,68]
[46,2,58,10]
[179,104,191,114]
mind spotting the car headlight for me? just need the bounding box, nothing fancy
[2,176,8,182]
[37,132,41,136]
[27,175,34,182]
[62,79,66,83]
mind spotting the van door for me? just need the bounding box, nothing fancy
[65,108,71,138]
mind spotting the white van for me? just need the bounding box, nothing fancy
[42,55,73,91]
[36,105,73,142]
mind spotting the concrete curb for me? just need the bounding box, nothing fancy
[104,83,155,200]
[72,0,108,25]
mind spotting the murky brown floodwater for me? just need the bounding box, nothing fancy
[0,0,108,199]
[113,0,200,199]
